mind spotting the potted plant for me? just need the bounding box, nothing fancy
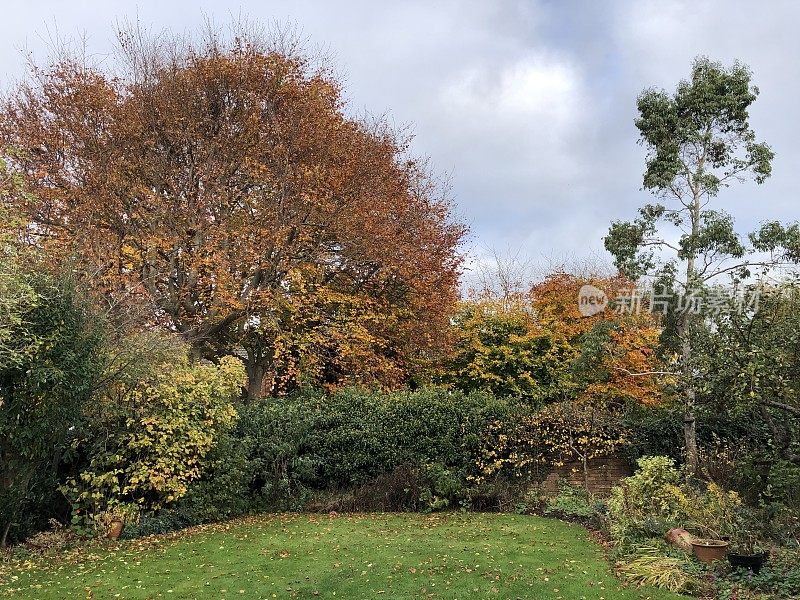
[688,519,730,563]
[690,538,729,563]
[686,482,744,564]
[102,504,136,540]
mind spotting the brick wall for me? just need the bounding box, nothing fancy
[541,456,631,496]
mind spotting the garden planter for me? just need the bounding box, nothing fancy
[728,552,767,574]
[107,519,124,540]
[691,539,729,563]
[665,527,694,552]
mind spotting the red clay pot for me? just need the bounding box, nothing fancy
[107,520,124,540]
[665,527,694,552]
[691,539,729,563]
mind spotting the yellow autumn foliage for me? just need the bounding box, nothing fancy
[63,354,246,528]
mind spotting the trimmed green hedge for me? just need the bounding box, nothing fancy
[173,387,518,519]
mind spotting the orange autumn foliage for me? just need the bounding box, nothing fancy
[530,272,666,406]
[0,31,465,398]
[441,271,666,406]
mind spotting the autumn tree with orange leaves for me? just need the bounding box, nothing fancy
[0,27,465,398]
[530,272,666,407]
[440,269,665,407]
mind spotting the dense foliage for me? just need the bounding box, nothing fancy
[692,283,800,467]
[64,354,245,534]
[196,388,519,514]
[0,271,103,546]
[439,273,665,406]
[602,457,800,598]
[0,28,466,399]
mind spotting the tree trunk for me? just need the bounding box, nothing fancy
[1,520,11,550]
[760,403,800,466]
[683,401,698,475]
[245,359,268,401]
[582,454,590,493]
[188,343,204,363]
[681,187,702,476]
[680,325,699,475]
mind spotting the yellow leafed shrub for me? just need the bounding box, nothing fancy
[63,354,245,533]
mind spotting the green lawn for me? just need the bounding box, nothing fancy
[1,513,683,599]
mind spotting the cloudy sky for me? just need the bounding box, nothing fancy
[1,1,797,281]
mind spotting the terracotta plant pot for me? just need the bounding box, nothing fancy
[665,527,694,552]
[691,539,729,563]
[107,519,124,540]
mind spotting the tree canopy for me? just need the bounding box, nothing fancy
[0,29,466,398]
[438,271,664,406]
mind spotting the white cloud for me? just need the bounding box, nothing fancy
[441,55,583,127]
[434,52,593,190]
